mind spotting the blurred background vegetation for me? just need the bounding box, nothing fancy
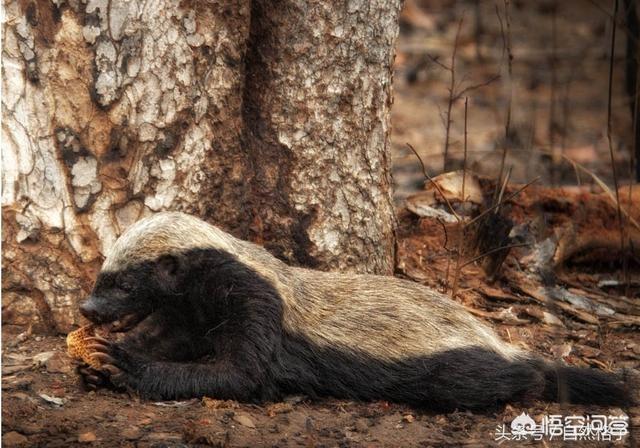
[391,0,638,202]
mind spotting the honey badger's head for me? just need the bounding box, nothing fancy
[80,212,237,330]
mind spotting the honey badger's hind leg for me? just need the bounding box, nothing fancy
[400,348,632,411]
[391,348,546,412]
[282,342,546,412]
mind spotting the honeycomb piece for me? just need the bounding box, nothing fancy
[66,325,101,369]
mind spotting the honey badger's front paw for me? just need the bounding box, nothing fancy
[77,364,111,391]
[86,336,145,390]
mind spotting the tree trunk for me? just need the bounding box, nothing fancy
[2,0,401,333]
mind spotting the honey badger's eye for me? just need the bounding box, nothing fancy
[117,274,135,292]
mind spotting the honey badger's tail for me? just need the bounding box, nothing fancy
[536,360,634,406]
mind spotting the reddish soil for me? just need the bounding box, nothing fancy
[1,331,635,448]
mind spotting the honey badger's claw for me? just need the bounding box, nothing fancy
[78,366,100,382]
[94,363,125,387]
[85,335,111,346]
[84,377,101,388]
[101,364,122,376]
[77,365,109,390]
[69,325,139,392]
[86,342,112,354]
[83,372,102,383]
[91,352,117,366]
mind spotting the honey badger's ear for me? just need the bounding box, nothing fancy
[156,254,179,278]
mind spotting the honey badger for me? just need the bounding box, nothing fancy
[79,211,631,410]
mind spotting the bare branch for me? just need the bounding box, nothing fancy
[454,74,501,100]
[605,0,626,285]
[427,54,452,72]
[406,143,461,222]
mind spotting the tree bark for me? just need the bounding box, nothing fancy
[2,0,401,333]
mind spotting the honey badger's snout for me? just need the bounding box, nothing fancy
[79,295,108,323]
[79,294,149,332]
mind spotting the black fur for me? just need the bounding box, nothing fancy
[540,362,632,406]
[79,248,633,411]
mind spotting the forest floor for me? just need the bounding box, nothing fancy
[1,330,635,448]
[3,0,640,447]
[3,328,634,448]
